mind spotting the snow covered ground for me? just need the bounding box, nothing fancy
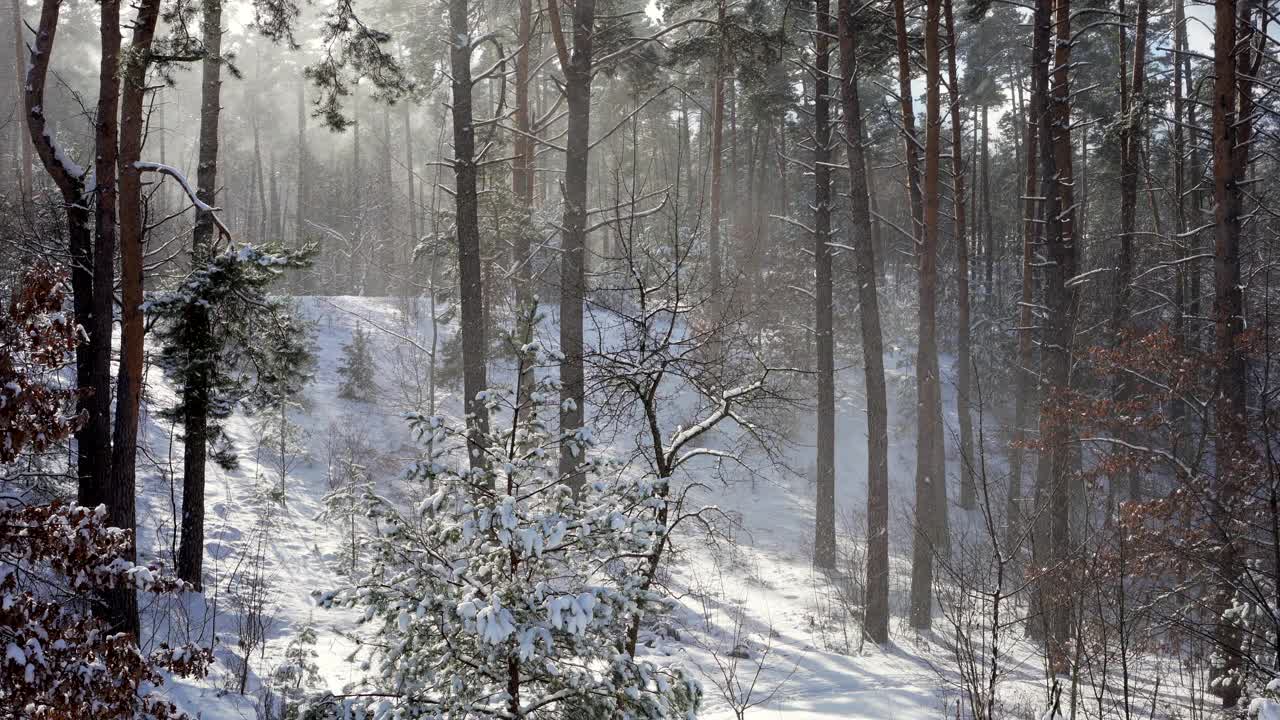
[128,297,1205,719]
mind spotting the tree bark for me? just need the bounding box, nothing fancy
[512,0,533,300]
[813,0,836,572]
[90,0,122,523]
[1208,0,1250,705]
[909,0,946,632]
[1032,0,1077,668]
[22,0,101,511]
[944,0,974,512]
[891,0,925,244]
[110,0,163,640]
[177,0,223,592]
[1114,0,1147,501]
[548,0,595,492]
[838,0,890,644]
[296,74,311,292]
[708,0,727,300]
[1009,5,1044,554]
[10,0,31,205]
[449,0,491,474]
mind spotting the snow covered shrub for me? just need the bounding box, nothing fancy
[1249,678,1280,720]
[310,335,701,718]
[336,325,378,402]
[269,621,324,719]
[0,502,212,719]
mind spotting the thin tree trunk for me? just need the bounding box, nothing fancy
[403,100,418,295]
[945,0,974,511]
[177,0,223,592]
[449,0,491,474]
[1208,0,1249,705]
[910,0,946,632]
[89,0,121,524]
[892,0,925,243]
[111,0,163,640]
[981,103,992,299]
[1009,23,1042,551]
[11,0,31,205]
[23,0,100,511]
[296,75,311,292]
[1033,0,1078,668]
[813,0,836,572]
[708,1,727,299]
[838,0,890,644]
[1114,0,1147,501]
[513,0,533,301]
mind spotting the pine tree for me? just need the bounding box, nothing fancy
[151,243,313,589]
[336,325,378,402]
[313,333,701,718]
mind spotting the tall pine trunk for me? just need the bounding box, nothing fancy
[449,0,491,474]
[1208,0,1250,705]
[1114,0,1147,500]
[813,0,836,571]
[549,0,596,492]
[838,0,890,643]
[22,0,99,511]
[708,0,727,300]
[177,0,223,591]
[111,0,163,640]
[945,0,974,511]
[88,0,121,519]
[1032,0,1078,667]
[891,0,924,243]
[1009,9,1043,552]
[909,0,946,632]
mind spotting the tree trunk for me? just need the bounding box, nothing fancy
[449,0,491,474]
[909,0,945,632]
[403,100,419,295]
[1208,0,1249,705]
[87,0,121,521]
[1032,0,1077,668]
[838,0,890,644]
[813,0,836,572]
[1009,12,1045,554]
[548,0,596,493]
[891,0,925,244]
[22,0,101,512]
[10,0,31,205]
[513,0,533,301]
[981,103,992,301]
[110,0,163,640]
[708,1,727,299]
[177,0,223,592]
[296,75,311,292]
[1114,0,1147,501]
[945,0,974,511]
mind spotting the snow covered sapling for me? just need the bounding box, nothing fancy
[311,327,701,718]
[336,325,378,402]
[269,620,324,720]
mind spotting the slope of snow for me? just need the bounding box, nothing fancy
[125,297,1202,719]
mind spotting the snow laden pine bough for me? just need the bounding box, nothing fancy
[309,334,701,719]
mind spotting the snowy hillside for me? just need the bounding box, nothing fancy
[128,297,1202,719]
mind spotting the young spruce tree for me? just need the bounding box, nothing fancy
[336,325,378,402]
[313,312,701,718]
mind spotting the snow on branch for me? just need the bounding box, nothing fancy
[134,161,233,242]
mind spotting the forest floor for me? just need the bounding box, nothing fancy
[131,297,1207,719]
